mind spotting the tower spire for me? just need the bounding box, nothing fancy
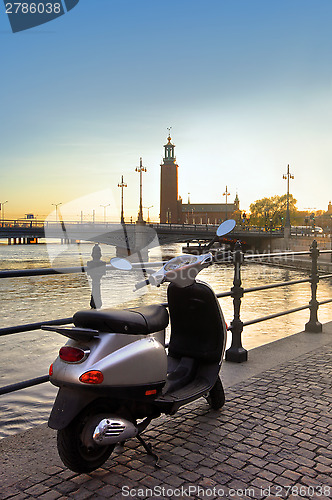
[163,130,175,161]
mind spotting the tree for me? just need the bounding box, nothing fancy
[249,195,297,228]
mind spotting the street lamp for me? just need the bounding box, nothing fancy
[135,157,147,223]
[118,175,127,224]
[0,200,8,223]
[186,193,191,223]
[144,205,153,223]
[223,186,230,220]
[52,202,62,222]
[283,164,294,234]
[100,204,110,224]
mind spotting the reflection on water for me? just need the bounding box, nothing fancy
[0,241,331,438]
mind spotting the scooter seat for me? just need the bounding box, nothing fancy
[73,304,169,335]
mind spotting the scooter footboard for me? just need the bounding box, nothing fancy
[48,387,99,430]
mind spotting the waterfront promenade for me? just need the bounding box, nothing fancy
[1,324,331,499]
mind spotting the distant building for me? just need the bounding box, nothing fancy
[159,134,239,224]
[181,198,239,225]
[328,201,332,213]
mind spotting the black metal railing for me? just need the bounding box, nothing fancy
[223,240,332,362]
[0,240,331,395]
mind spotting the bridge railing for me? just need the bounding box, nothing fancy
[0,220,284,234]
[150,222,284,235]
[0,241,331,395]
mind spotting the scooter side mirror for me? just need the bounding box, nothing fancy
[216,219,236,237]
[110,257,133,270]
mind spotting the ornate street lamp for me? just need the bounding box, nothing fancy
[283,165,294,234]
[117,175,127,223]
[135,158,146,223]
[52,202,62,222]
[100,203,110,224]
[144,205,153,223]
[223,186,230,220]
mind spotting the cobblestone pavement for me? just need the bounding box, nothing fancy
[1,341,331,500]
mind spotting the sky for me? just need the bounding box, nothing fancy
[1,0,332,222]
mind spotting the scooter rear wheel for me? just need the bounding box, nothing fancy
[57,406,115,473]
[207,377,225,410]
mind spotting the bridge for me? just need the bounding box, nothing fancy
[0,219,284,251]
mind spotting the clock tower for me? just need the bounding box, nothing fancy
[160,132,180,223]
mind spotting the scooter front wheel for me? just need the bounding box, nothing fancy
[207,377,225,410]
[57,406,115,473]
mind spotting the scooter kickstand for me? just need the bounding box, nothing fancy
[136,435,161,468]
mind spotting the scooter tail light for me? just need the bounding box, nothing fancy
[145,389,157,396]
[79,370,104,384]
[59,346,88,363]
[49,364,53,376]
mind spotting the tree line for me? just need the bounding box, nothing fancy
[232,195,331,230]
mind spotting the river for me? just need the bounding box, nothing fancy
[0,240,331,439]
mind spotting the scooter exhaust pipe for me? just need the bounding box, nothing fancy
[92,417,138,445]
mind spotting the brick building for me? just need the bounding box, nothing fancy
[181,198,239,225]
[160,134,239,224]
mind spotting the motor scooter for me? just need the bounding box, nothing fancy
[44,220,236,473]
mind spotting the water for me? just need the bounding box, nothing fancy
[0,241,331,439]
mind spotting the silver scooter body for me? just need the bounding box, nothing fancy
[51,330,167,388]
[44,220,235,473]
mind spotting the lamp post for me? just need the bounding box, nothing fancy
[135,158,146,223]
[52,202,62,222]
[100,204,110,224]
[223,186,230,220]
[283,164,294,236]
[144,205,153,223]
[187,193,191,224]
[118,174,128,224]
[0,200,8,223]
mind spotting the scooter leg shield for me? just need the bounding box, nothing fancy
[48,387,98,430]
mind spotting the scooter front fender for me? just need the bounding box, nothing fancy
[48,386,98,430]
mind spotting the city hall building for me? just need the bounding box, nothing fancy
[160,134,239,224]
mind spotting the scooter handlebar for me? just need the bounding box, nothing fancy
[134,278,151,290]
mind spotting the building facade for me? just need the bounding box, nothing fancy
[159,134,239,224]
[181,200,239,225]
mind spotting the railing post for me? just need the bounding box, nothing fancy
[87,244,106,309]
[305,240,322,332]
[226,240,248,362]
